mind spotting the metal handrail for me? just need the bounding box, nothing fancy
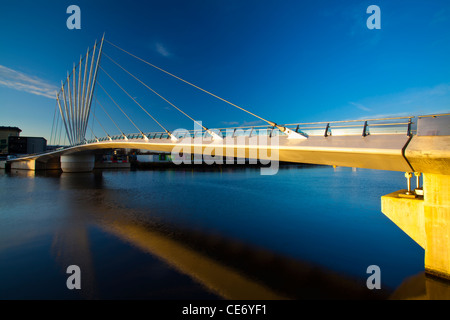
[82,116,416,144]
[418,113,450,118]
[284,116,414,126]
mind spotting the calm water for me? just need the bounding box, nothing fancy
[0,165,424,299]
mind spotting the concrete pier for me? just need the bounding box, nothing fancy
[60,154,95,173]
[10,157,60,171]
[382,173,450,280]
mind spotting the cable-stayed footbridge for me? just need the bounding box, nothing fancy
[6,35,450,282]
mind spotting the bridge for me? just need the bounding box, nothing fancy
[6,35,450,284]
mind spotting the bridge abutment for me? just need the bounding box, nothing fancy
[60,154,95,173]
[382,173,450,280]
[10,157,61,171]
[10,160,38,171]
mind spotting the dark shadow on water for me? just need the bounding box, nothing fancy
[130,162,323,172]
[67,185,390,300]
[391,272,450,300]
[108,218,390,300]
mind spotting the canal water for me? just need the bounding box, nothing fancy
[0,165,424,299]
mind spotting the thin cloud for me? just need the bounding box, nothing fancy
[241,120,264,127]
[430,8,449,25]
[355,111,412,120]
[221,121,239,126]
[155,43,172,58]
[0,65,58,99]
[350,102,371,112]
[352,83,450,119]
[220,120,264,127]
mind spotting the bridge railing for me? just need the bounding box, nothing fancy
[285,116,415,137]
[83,116,415,144]
[416,113,450,136]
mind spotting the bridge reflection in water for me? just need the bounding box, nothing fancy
[52,171,381,299]
[38,169,446,300]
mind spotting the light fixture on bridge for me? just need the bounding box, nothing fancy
[279,126,308,139]
[207,130,223,142]
[169,133,179,143]
[268,121,307,140]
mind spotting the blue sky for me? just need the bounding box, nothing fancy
[0,0,449,142]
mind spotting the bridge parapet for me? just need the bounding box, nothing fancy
[84,116,414,144]
[405,114,450,175]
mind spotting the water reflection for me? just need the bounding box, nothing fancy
[391,272,450,300]
[1,166,449,299]
[51,173,99,299]
[50,170,386,299]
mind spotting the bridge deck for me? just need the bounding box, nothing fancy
[10,115,450,175]
[13,133,414,172]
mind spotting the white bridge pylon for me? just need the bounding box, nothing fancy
[56,35,104,146]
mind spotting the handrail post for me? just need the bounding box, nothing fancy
[407,118,412,137]
[362,121,369,137]
[324,123,330,137]
[269,126,275,138]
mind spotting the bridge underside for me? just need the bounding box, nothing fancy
[12,133,450,174]
[13,133,421,172]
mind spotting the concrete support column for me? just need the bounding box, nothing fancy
[40,157,61,170]
[10,160,37,170]
[423,173,450,279]
[381,173,450,280]
[60,154,95,173]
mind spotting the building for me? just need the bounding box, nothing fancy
[8,136,47,155]
[0,126,22,154]
[136,153,174,163]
